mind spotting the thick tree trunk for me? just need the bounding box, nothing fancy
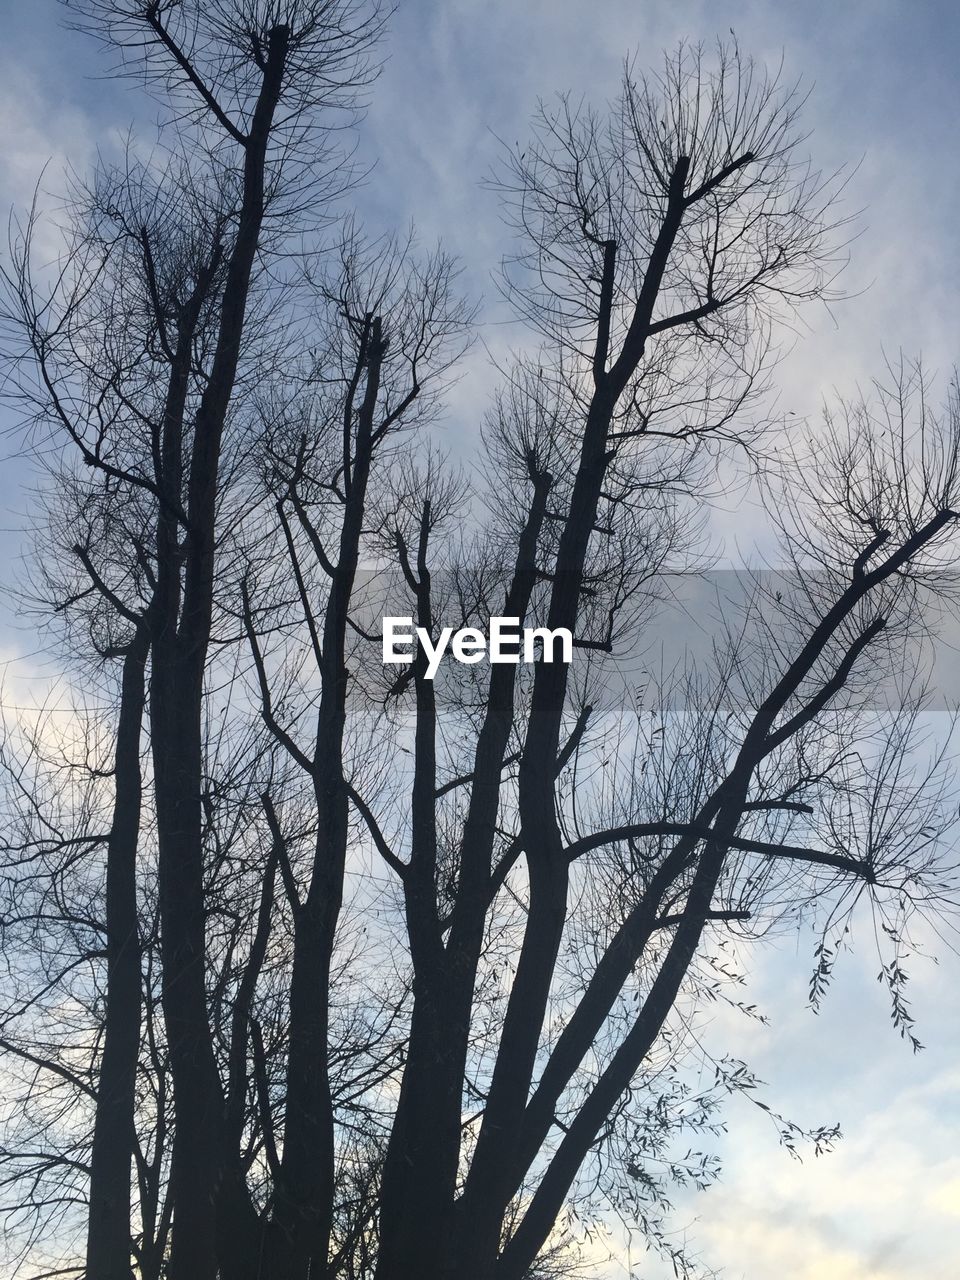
[375,471,553,1280]
[151,27,290,1280]
[375,973,460,1279]
[449,164,694,1278]
[153,648,227,1280]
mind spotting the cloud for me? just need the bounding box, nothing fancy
[700,1210,904,1280]
[0,63,96,244]
[623,936,960,1279]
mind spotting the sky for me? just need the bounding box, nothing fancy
[1,1,959,1278]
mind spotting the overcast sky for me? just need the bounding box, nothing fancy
[1,2,959,1278]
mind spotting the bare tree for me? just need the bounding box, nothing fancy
[1,20,959,1280]
[1,3,386,1278]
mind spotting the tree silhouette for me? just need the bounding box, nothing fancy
[0,9,957,1280]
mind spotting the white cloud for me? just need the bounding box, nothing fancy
[0,63,96,255]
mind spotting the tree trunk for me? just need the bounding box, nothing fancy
[152,26,290,1280]
[274,320,385,1278]
[85,623,150,1280]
